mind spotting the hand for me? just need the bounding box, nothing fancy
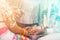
[28,27,41,35]
[25,26,32,31]
[25,26,40,35]
[25,26,44,35]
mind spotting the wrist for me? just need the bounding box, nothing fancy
[23,29,29,36]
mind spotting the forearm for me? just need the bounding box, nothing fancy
[9,24,29,36]
[2,14,28,36]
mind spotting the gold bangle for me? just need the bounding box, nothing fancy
[23,29,28,36]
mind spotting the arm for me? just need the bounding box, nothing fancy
[1,12,28,36]
[0,0,28,36]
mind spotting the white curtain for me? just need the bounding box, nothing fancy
[16,0,40,24]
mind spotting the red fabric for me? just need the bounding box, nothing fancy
[0,26,8,35]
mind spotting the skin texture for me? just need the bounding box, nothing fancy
[25,25,44,35]
[0,0,44,36]
[1,7,28,36]
[0,0,28,36]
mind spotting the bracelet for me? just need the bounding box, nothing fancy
[23,29,29,36]
[23,29,25,35]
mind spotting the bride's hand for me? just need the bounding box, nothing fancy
[28,27,41,35]
[25,26,40,35]
[25,25,44,35]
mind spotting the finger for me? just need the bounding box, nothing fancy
[32,29,41,35]
[29,28,36,33]
[25,27,32,30]
[29,29,38,35]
